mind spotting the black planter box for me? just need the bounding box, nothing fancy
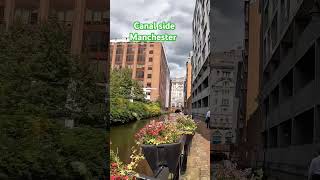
[141,138,183,174]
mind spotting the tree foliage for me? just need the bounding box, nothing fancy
[0,21,105,126]
[110,68,144,101]
[0,22,106,179]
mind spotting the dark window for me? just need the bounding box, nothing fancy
[147,74,152,78]
[116,46,123,54]
[150,44,154,47]
[138,46,146,54]
[148,66,152,70]
[0,7,4,24]
[136,71,144,78]
[149,50,153,54]
[85,31,108,52]
[149,58,153,62]
[115,55,122,64]
[127,47,134,54]
[137,55,145,63]
[126,55,134,63]
[147,83,151,87]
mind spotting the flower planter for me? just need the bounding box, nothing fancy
[141,137,183,174]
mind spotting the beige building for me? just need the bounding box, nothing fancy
[110,39,170,109]
[246,0,261,122]
[184,52,193,114]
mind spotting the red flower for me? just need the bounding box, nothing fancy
[111,162,118,167]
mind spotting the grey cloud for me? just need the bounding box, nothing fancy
[212,0,244,51]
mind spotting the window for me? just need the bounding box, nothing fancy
[149,50,153,54]
[85,10,107,24]
[225,132,233,144]
[136,71,144,78]
[212,131,222,144]
[147,74,152,78]
[0,7,4,24]
[149,58,153,62]
[116,47,123,54]
[137,55,145,63]
[127,46,134,54]
[147,83,151,87]
[115,55,122,64]
[126,55,134,62]
[148,66,152,70]
[150,44,154,47]
[138,46,146,54]
[85,31,108,52]
[15,9,39,24]
[222,99,229,105]
[93,11,102,23]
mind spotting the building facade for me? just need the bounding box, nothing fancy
[209,50,241,145]
[110,39,170,109]
[170,77,185,109]
[235,0,263,169]
[184,52,193,115]
[191,0,213,119]
[0,0,109,82]
[260,0,320,179]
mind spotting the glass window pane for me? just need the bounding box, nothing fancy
[86,9,92,22]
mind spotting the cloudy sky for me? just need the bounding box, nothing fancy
[110,0,244,78]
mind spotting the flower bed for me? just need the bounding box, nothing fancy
[134,115,198,175]
[110,147,144,180]
[135,120,182,173]
[176,115,197,155]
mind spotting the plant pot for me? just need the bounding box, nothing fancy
[141,137,183,174]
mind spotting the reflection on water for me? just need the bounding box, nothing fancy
[110,114,170,176]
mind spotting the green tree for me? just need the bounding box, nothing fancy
[110,68,144,101]
[0,21,107,179]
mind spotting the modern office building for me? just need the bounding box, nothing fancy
[0,0,109,82]
[209,50,241,145]
[191,0,213,119]
[184,52,193,115]
[260,0,320,179]
[110,39,170,109]
[170,77,185,109]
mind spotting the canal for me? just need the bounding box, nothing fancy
[110,114,171,176]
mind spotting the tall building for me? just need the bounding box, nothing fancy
[260,0,320,179]
[184,51,193,115]
[209,50,242,145]
[110,39,170,109]
[191,0,213,119]
[235,0,263,169]
[0,0,109,82]
[170,77,185,109]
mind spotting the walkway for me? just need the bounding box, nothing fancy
[181,119,211,180]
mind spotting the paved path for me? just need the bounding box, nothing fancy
[181,119,211,180]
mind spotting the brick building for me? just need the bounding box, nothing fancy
[110,39,170,109]
[0,0,109,82]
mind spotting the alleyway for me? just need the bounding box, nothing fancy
[181,119,210,180]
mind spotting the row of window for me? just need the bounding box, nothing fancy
[136,71,152,79]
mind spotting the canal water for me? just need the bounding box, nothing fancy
[110,114,172,176]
